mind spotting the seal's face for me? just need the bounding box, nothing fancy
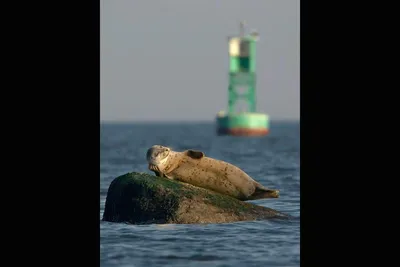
[146,145,171,171]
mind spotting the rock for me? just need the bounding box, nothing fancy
[102,172,290,224]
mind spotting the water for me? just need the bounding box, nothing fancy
[100,121,300,267]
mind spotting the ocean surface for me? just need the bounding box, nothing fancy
[100,121,300,267]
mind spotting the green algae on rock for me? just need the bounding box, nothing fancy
[102,172,290,224]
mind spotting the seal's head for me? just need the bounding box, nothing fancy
[146,145,171,172]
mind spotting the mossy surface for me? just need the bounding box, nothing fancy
[103,172,183,224]
[102,172,289,224]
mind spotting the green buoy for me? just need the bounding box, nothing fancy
[216,21,269,136]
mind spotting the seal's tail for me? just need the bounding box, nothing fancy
[248,187,280,200]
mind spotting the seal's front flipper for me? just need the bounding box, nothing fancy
[248,187,280,200]
[185,149,205,159]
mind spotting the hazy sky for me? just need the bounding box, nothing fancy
[101,0,299,121]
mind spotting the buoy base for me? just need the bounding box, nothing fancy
[216,112,269,137]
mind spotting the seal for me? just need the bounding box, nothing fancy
[146,145,279,201]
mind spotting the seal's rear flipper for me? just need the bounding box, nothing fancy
[248,187,280,200]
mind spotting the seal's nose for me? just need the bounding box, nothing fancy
[150,152,159,161]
